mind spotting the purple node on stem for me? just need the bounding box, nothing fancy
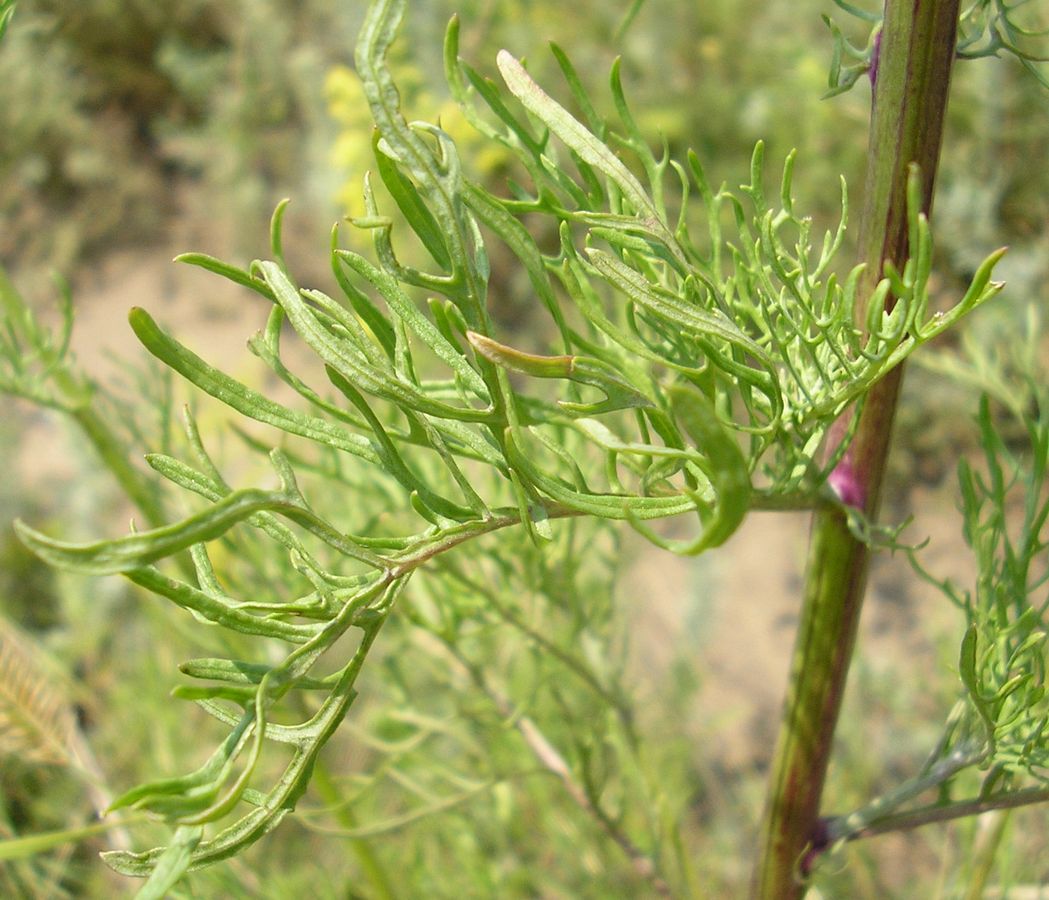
[800,818,832,876]
[828,458,866,509]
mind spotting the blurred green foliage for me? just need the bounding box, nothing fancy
[1,0,1048,896]
[0,0,361,276]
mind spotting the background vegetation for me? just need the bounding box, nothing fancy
[1,0,1047,896]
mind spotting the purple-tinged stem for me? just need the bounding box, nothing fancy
[751,2,961,897]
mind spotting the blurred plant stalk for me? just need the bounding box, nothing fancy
[753,0,962,896]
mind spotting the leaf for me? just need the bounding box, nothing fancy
[356,0,488,328]
[585,249,772,366]
[325,365,480,522]
[15,484,387,577]
[464,183,573,348]
[105,612,383,874]
[575,417,705,464]
[179,659,332,691]
[668,387,751,547]
[260,262,495,423]
[129,308,381,465]
[549,43,604,136]
[175,254,274,300]
[133,826,203,900]
[334,251,490,401]
[495,50,681,259]
[0,819,136,862]
[960,623,996,740]
[467,331,653,415]
[504,427,697,521]
[132,568,321,643]
[372,131,453,271]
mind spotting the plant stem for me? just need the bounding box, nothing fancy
[822,742,986,842]
[444,642,671,896]
[0,268,167,530]
[751,2,961,896]
[69,406,167,529]
[964,810,1009,900]
[830,787,1048,843]
[311,760,398,900]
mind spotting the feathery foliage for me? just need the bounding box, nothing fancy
[2,0,1047,894]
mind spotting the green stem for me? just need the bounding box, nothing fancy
[311,761,398,900]
[964,810,1009,900]
[830,787,1047,844]
[0,268,167,530]
[0,815,148,862]
[70,406,167,529]
[446,644,671,896]
[822,742,987,842]
[751,2,961,897]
